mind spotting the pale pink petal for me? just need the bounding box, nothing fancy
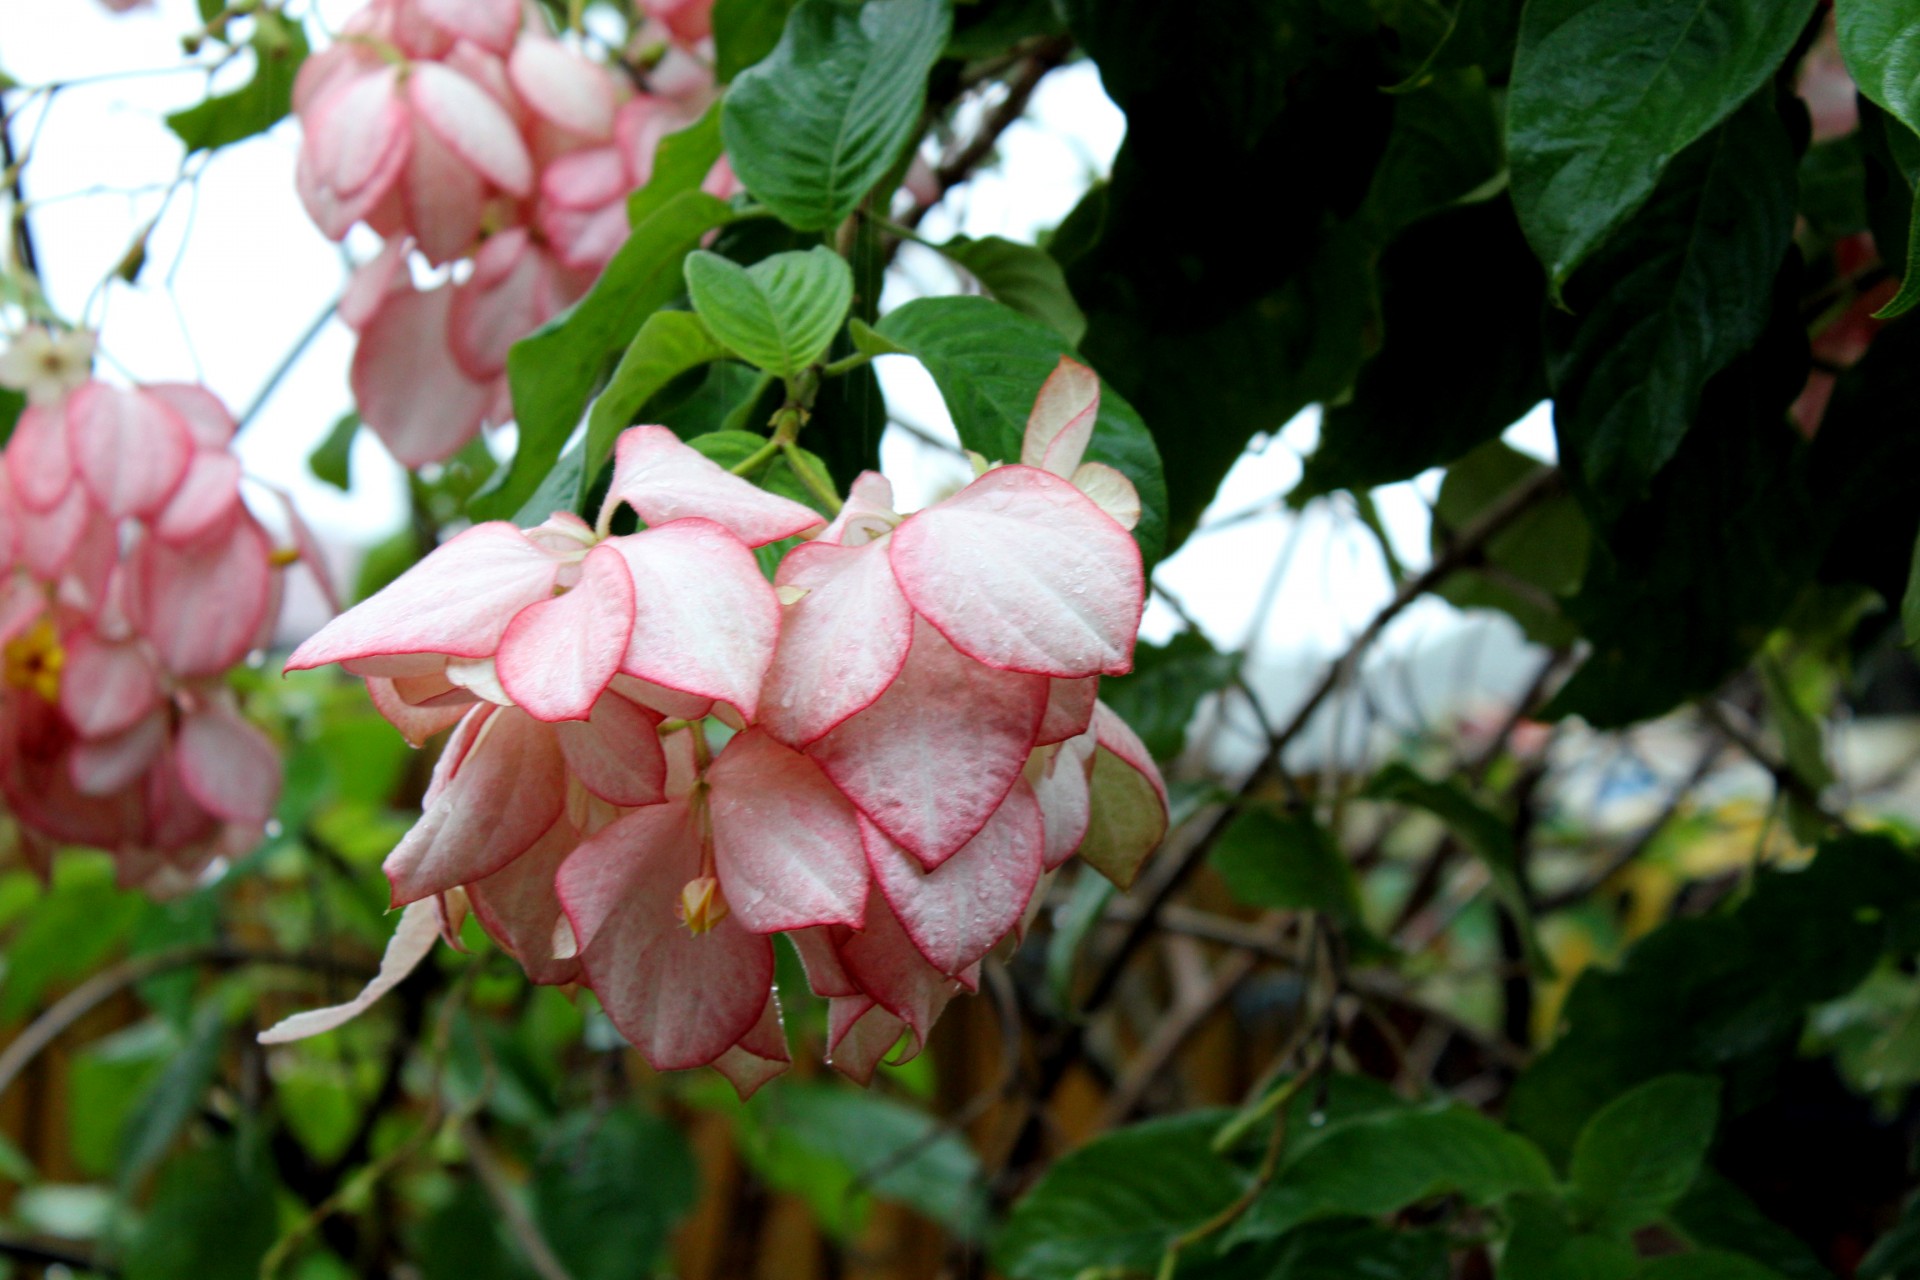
[59,631,160,739]
[1027,732,1095,870]
[151,451,242,544]
[508,35,617,139]
[384,707,568,903]
[810,619,1047,868]
[817,470,898,547]
[287,521,559,673]
[1069,461,1141,532]
[366,675,471,745]
[556,802,775,1070]
[865,778,1042,975]
[403,114,487,264]
[67,384,194,519]
[408,62,534,197]
[609,518,779,720]
[16,483,90,579]
[607,672,713,722]
[603,426,824,549]
[447,229,545,380]
[142,384,236,448]
[351,284,497,467]
[825,1001,905,1085]
[835,890,964,1045]
[467,817,584,986]
[262,481,342,614]
[759,538,912,747]
[1037,675,1098,747]
[338,238,414,331]
[129,518,273,677]
[638,0,713,44]
[0,466,15,570]
[1021,356,1099,478]
[890,465,1144,678]
[176,704,281,825]
[68,712,166,795]
[6,403,73,511]
[418,0,521,53]
[554,689,667,806]
[711,991,791,1100]
[298,67,412,239]
[789,925,859,997]
[1076,702,1169,889]
[258,898,441,1043]
[707,729,868,933]
[496,542,634,721]
[542,145,628,209]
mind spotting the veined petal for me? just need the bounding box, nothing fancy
[68,384,194,519]
[708,729,868,933]
[759,539,912,748]
[835,890,965,1046]
[1036,675,1098,747]
[810,619,1046,868]
[287,521,560,673]
[1076,702,1169,890]
[258,899,441,1044]
[508,35,617,139]
[408,62,534,196]
[1020,356,1099,478]
[129,517,273,678]
[603,426,824,549]
[497,542,635,722]
[553,689,667,807]
[1068,461,1141,531]
[176,704,282,826]
[467,816,584,986]
[890,465,1144,678]
[711,991,791,1100]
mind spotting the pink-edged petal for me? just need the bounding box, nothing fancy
[557,802,774,1070]
[176,704,281,826]
[467,816,584,986]
[384,707,568,904]
[366,675,471,746]
[351,284,497,467]
[287,521,559,673]
[816,471,898,547]
[143,383,236,448]
[508,35,617,139]
[891,465,1144,679]
[0,466,15,571]
[1077,702,1169,889]
[603,426,824,549]
[542,144,628,209]
[408,62,534,197]
[554,689,667,806]
[1069,461,1141,531]
[261,481,342,614]
[339,238,413,331]
[711,991,791,1100]
[639,0,714,45]
[1021,356,1099,478]
[608,672,714,722]
[759,538,912,748]
[707,729,868,933]
[69,712,166,795]
[129,517,273,677]
[497,542,635,722]
[810,618,1046,869]
[152,451,242,544]
[68,384,194,518]
[835,890,965,1045]
[59,631,160,739]
[6,403,73,512]
[418,0,521,53]
[1027,732,1095,870]
[403,114,487,264]
[865,778,1042,976]
[16,483,90,580]
[447,229,546,380]
[789,925,859,997]
[609,518,778,720]
[298,67,411,238]
[1037,675,1098,747]
[258,898,441,1044]
[825,1000,905,1086]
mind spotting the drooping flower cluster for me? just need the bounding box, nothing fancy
[294,0,731,466]
[0,355,319,894]
[267,360,1168,1094]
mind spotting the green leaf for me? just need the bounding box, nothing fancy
[116,1000,228,1193]
[308,411,358,491]
[532,1108,699,1279]
[1430,440,1589,647]
[722,0,952,231]
[1859,1190,1920,1280]
[1045,868,1116,1016]
[713,0,797,80]
[1500,1194,1641,1280]
[166,11,310,153]
[684,246,853,377]
[1506,0,1816,286]
[1358,66,1503,241]
[1258,1220,1450,1280]
[582,310,730,484]
[0,1130,34,1186]
[1098,631,1239,760]
[0,856,144,1019]
[1547,96,1798,514]
[474,190,734,522]
[934,235,1087,344]
[1838,0,1920,315]
[997,1110,1244,1279]
[628,103,726,228]
[1210,808,1364,929]
[1670,1170,1836,1280]
[1637,1254,1794,1280]
[1904,525,1920,647]
[874,294,1170,564]
[123,1138,279,1280]
[0,385,25,447]
[1566,1075,1721,1236]
[420,1181,540,1280]
[1231,1103,1556,1245]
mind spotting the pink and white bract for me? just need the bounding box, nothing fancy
[264,359,1169,1097]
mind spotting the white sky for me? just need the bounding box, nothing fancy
[4,0,1558,695]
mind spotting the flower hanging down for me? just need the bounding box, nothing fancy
[263,359,1168,1096]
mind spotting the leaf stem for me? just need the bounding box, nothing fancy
[819,349,874,378]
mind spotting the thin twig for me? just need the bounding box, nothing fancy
[461,1118,577,1280]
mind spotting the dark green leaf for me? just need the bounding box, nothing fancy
[123,1138,279,1280]
[1837,0,1920,315]
[934,235,1086,344]
[582,310,729,484]
[1099,631,1239,760]
[1359,67,1503,240]
[1210,808,1364,929]
[308,411,358,491]
[0,386,24,447]
[474,190,733,522]
[713,0,797,81]
[1507,0,1816,286]
[1906,526,1920,647]
[419,1181,539,1280]
[1860,1190,1920,1280]
[0,858,144,1020]
[1801,136,1871,240]
[1500,1194,1641,1280]
[874,294,1170,564]
[532,1108,699,1279]
[997,1110,1244,1280]
[166,11,310,153]
[722,0,951,231]
[117,1000,228,1193]
[1259,1220,1450,1280]
[1548,96,1799,514]
[684,246,853,377]
[1638,1254,1794,1280]
[1670,1170,1836,1280]
[1567,1075,1721,1236]
[1430,441,1588,646]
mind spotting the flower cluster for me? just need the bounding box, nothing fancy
[0,354,318,895]
[294,0,730,467]
[267,360,1168,1094]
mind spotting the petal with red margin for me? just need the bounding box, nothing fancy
[835,890,964,1044]
[1036,675,1098,747]
[176,704,282,825]
[350,284,496,467]
[609,519,778,720]
[1020,356,1099,478]
[553,689,667,807]
[407,62,533,196]
[507,36,617,139]
[129,518,274,678]
[711,990,791,1100]
[707,729,868,934]
[603,426,823,548]
[5,404,73,512]
[366,676,470,746]
[59,631,161,740]
[402,114,486,265]
[67,384,193,519]
[467,816,584,986]
[1076,702,1169,889]
[497,542,634,722]
[758,538,912,748]
[151,451,242,545]
[1026,732,1095,870]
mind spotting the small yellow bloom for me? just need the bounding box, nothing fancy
[3,617,65,703]
[676,875,730,936]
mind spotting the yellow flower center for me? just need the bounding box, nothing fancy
[3,618,64,703]
[676,876,729,936]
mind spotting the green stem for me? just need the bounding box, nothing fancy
[728,436,782,478]
[820,350,875,379]
[782,439,843,514]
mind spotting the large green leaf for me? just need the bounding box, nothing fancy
[873,295,1170,564]
[1837,0,1920,316]
[997,1110,1244,1279]
[713,0,797,81]
[1638,1255,1794,1280]
[684,246,853,378]
[722,0,951,231]
[934,235,1087,344]
[1500,1194,1641,1280]
[123,1138,279,1280]
[116,1000,228,1193]
[1671,1171,1837,1280]
[474,190,734,522]
[1567,1075,1721,1236]
[1209,807,1365,931]
[166,11,309,153]
[582,311,731,487]
[532,1108,699,1279]
[1506,0,1815,286]
[1548,96,1798,514]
